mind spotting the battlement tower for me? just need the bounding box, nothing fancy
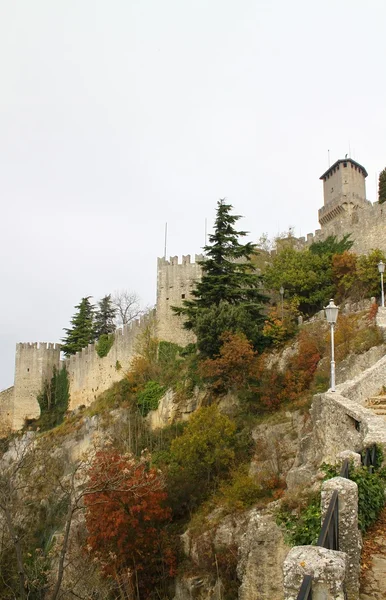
[13,342,61,430]
[318,158,371,228]
[156,254,203,347]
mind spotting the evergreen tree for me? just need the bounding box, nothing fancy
[173,199,268,356]
[61,297,95,356]
[94,294,116,338]
[379,168,386,204]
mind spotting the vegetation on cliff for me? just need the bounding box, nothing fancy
[173,199,269,357]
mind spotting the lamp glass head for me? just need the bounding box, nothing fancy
[378,261,385,274]
[324,299,339,324]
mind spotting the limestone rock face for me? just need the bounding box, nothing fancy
[237,511,289,600]
[177,509,289,600]
[250,412,302,482]
[147,387,206,430]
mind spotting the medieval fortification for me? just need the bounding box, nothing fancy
[1,157,385,432]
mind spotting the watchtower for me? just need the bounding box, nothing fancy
[318,158,371,228]
[13,342,61,430]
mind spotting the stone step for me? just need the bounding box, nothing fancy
[366,396,386,406]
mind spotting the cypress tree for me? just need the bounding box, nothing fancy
[173,199,268,356]
[61,297,95,356]
[379,168,386,204]
[94,294,116,338]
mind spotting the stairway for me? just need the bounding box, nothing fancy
[364,395,386,418]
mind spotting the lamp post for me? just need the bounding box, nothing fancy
[279,286,284,321]
[324,299,339,392]
[378,261,385,308]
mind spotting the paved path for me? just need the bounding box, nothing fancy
[360,506,386,599]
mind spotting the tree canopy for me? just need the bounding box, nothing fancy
[61,297,95,356]
[173,199,268,356]
[379,168,386,204]
[93,294,116,338]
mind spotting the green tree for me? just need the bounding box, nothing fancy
[168,405,236,512]
[263,236,352,316]
[61,297,95,356]
[379,168,386,204]
[309,234,353,257]
[173,199,268,356]
[37,367,70,430]
[94,294,116,338]
[357,249,386,298]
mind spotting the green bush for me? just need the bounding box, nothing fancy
[137,381,166,416]
[95,333,115,358]
[277,493,321,545]
[219,465,265,510]
[36,367,70,431]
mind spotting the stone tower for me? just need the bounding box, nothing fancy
[13,342,61,430]
[156,255,203,347]
[318,158,371,229]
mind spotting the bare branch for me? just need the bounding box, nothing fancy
[112,290,143,326]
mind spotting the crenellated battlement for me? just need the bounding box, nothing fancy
[16,342,61,351]
[157,254,204,267]
[64,313,152,410]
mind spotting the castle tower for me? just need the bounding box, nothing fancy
[318,158,371,230]
[13,342,61,430]
[156,255,203,347]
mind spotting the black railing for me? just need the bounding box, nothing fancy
[316,490,339,550]
[363,445,377,473]
[296,574,312,600]
[295,452,371,600]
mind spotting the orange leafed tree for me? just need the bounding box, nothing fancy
[84,449,175,599]
[200,332,259,393]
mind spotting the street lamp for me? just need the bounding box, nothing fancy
[324,299,339,392]
[378,261,385,308]
[279,286,284,321]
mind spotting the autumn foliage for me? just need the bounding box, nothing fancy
[199,332,259,393]
[84,449,175,598]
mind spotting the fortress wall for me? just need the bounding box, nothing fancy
[156,255,203,347]
[65,316,149,410]
[304,202,386,254]
[0,387,14,436]
[13,342,61,431]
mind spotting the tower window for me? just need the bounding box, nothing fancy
[181,294,186,299]
[343,162,347,167]
[27,368,29,372]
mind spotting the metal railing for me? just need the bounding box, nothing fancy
[295,451,374,600]
[363,445,377,473]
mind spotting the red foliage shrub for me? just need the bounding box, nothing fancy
[199,332,259,393]
[84,449,175,597]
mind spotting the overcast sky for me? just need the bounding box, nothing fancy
[1,0,385,390]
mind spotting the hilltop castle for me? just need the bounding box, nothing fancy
[0,157,385,433]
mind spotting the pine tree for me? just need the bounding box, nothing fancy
[94,294,116,338]
[61,297,95,356]
[379,168,386,204]
[173,199,268,356]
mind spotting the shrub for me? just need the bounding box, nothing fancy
[95,333,114,358]
[137,381,166,416]
[36,367,70,431]
[200,332,259,393]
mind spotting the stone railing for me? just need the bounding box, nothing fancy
[284,451,364,600]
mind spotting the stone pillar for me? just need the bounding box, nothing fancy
[336,450,361,469]
[321,477,361,600]
[283,546,347,600]
[376,306,386,337]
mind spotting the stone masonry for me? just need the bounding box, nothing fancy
[1,156,386,432]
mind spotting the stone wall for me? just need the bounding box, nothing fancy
[13,342,61,431]
[0,387,14,435]
[66,316,149,410]
[156,254,203,347]
[299,201,386,255]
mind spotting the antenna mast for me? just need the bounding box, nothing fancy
[328,149,330,167]
[164,222,168,259]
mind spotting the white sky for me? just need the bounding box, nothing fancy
[1,0,386,389]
